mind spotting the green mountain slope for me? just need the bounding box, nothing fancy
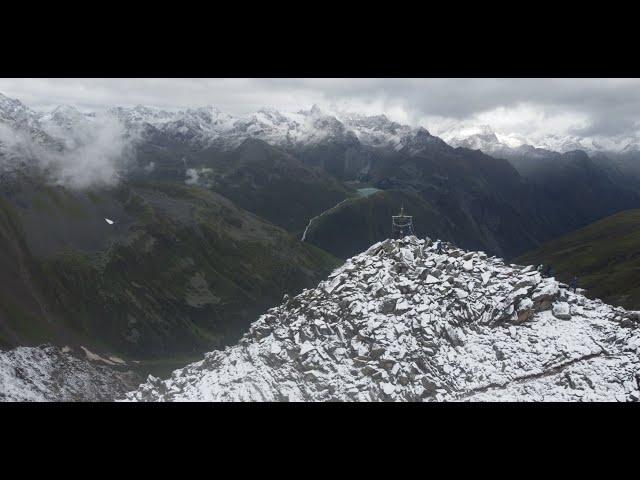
[0,175,340,360]
[144,138,352,235]
[303,186,541,261]
[302,190,454,259]
[516,209,640,310]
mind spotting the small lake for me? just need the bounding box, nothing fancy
[357,187,382,197]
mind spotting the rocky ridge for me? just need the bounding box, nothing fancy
[0,92,449,157]
[127,236,640,402]
[1,344,140,401]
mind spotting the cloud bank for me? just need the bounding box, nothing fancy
[0,113,137,189]
[1,79,639,188]
[0,78,638,142]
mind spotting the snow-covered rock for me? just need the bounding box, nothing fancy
[0,92,63,154]
[104,103,358,150]
[340,113,415,150]
[441,122,640,156]
[552,302,572,320]
[126,236,640,402]
[0,344,139,401]
[40,100,449,154]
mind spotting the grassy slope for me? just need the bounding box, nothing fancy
[303,187,534,261]
[191,139,353,234]
[0,177,341,360]
[303,190,458,259]
[516,209,640,310]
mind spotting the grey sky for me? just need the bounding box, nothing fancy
[1,78,638,139]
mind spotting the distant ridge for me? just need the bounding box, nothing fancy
[517,209,640,310]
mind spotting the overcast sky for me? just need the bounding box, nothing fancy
[1,78,638,140]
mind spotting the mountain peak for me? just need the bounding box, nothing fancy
[0,91,30,117]
[309,104,323,116]
[0,91,22,105]
[47,104,85,122]
[443,124,504,152]
[127,236,640,402]
[477,124,495,136]
[51,104,80,114]
[415,126,431,137]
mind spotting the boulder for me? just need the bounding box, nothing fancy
[379,298,398,314]
[425,274,441,284]
[532,281,559,311]
[515,297,534,323]
[514,273,541,289]
[552,302,572,320]
[381,382,395,395]
[395,299,412,314]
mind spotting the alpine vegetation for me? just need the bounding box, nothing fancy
[128,236,640,402]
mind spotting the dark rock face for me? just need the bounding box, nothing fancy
[302,138,640,262]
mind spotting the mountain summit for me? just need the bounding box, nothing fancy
[127,236,640,402]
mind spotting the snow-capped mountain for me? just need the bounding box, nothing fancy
[0,92,42,131]
[38,105,106,150]
[106,104,177,126]
[445,124,503,150]
[442,122,640,156]
[0,344,139,401]
[3,89,640,195]
[0,94,391,182]
[39,105,92,131]
[0,92,62,152]
[227,105,358,149]
[339,113,414,149]
[127,236,640,402]
[98,103,358,150]
[4,90,640,161]
[0,93,138,189]
[96,102,444,153]
[12,89,631,161]
[530,134,605,154]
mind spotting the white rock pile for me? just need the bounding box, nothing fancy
[127,236,640,402]
[1,344,139,401]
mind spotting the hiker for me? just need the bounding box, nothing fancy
[536,264,544,274]
[570,276,578,293]
[436,241,443,254]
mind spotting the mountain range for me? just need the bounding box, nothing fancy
[442,123,640,156]
[1,91,640,379]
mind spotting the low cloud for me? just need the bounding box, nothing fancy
[0,114,138,189]
[185,167,213,186]
[2,79,640,174]
[184,168,200,185]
